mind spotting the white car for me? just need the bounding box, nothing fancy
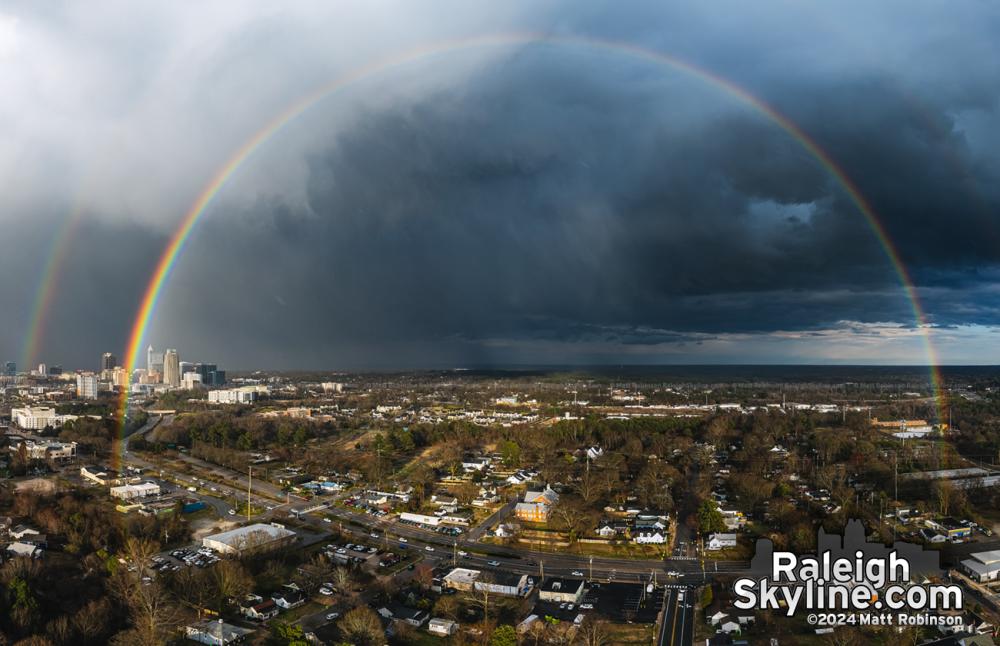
[319,587,333,596]
[425,546,435,552]
[579,603,594,610]
[572,570,584,577]
[457,550,468,557]
[325,612,340,621]
[228,509,236,515]
[398,537,408,543]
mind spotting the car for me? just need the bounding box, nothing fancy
[398,537,408,543]
[319,587,333,596]
[567,604,575,611]
[325,612,340,621]
[228,509,236,515]
[487,560,500,567]
[667,570,681,577]
[407,563,415,570]
[457,550,468,557]
[425,546,435,552]
[579,603,594,610]
[572,570,584,577]
[559,603,567,610]
[370,532,379,539]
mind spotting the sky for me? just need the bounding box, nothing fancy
[2,1,1000,370]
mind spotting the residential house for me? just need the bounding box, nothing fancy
[378,604,428,628]
[272,587,306,610]
[239,595,279,621]
[6,542,42,559]
[184,619,254,646]
[706,533,737,551]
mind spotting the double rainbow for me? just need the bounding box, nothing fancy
[114,33,944,454]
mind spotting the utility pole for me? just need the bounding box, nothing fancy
[539,560,544,581]
[247,466,252,522]
[589,556,593,582]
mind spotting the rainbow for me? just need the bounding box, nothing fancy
[115,33,945,454]
[21,203,85,371]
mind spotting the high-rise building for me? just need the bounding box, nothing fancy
[76,372,98,399]
[49,365,62,376]
[101,352,118,371]
[4,361,16,376]
[196,363,225,386]
[112,367,128,388]
[146,345,164,375]
[163,349,180,387]
[37,363,47,377]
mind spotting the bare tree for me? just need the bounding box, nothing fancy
[338,606,384,646]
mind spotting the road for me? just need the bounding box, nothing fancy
[658,587,694,646]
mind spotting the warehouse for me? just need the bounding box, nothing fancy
[202,524,297,556]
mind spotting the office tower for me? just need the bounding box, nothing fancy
[76,372,98,399]
[4,361,16,376]
[37,363,47,376]
[163,349,180,387]
[112,367,127,388]
[146,345,164,374]
[179,361,194,376]
[101,352,118,371]
[49,365,62,376]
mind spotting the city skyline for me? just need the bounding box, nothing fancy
[2,2,999,369]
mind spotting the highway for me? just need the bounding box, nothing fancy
[122,414,751,585]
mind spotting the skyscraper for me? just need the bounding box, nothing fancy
[147,345,164,375]
[4,361,16,376]
[101,352,118,371]
[163,349,180,387]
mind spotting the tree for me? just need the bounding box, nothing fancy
[271,621,308,646]
[697,500,726,534]
[338,607,383,646]
[576,618,611,646]
[490,624,518,646]
[210,560,253,612]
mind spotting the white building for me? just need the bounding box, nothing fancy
[110,481,160,501]
[182,372,203,389]
[185,619,254,646]
[11,439,77,461]
[10,407,76,430]
[76,373,98,399]
[202,523,296,556]
[208,386,265,404]
[962,551,1000,583]
[706,533,737,550]
[428,618,458,636]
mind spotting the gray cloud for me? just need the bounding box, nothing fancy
[2,1,1000,369]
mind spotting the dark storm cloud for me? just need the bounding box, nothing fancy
[3,1,1000,368]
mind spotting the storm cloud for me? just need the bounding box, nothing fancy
[2,1,999,369]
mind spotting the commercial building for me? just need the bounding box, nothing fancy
[11,407,76,430]
[81,465,127,487]
[101,353,118,371]
[202,523,297,556]
[76,372,98,399]
[441,567,533,597]
[163,349,180,387]
[961,551,1000,583]
[182,372,203,389]
[146,345,164,375]
[538,578,585,604]
[208,386,264,404]
[110,481,160,501]
[10,439,77,461]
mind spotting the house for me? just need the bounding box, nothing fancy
[709,611,729,626]
[271,587,306,610]
[524,487,559,506]
[239,595,279,621]
[634,530,667,544]
[6,542,42,559]
[428,618,458,636]
[706,534,737,551]
[538,578,585,604]
[430,495,458,508]
[184,619,254,646]
[378,604,428,627]
[720,620,741,635]
[586,446,604,461]
[596,524,617,538]
[10,524,40,541]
